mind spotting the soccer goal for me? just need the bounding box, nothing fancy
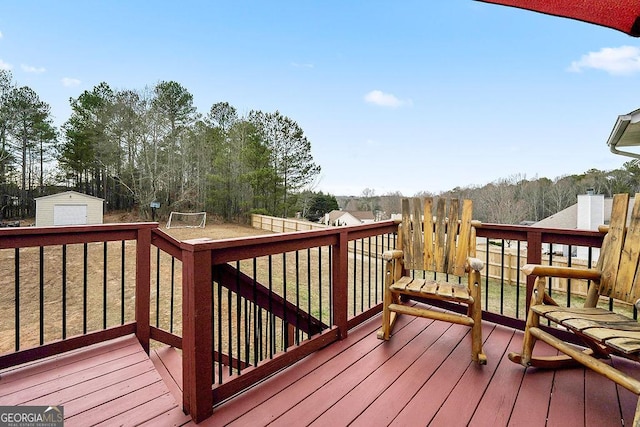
[166,211,207,229]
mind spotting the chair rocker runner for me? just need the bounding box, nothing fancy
[509,193,640,425]
[378,197,487,364]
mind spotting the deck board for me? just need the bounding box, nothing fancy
[612,357,640,425]
[311,320,451,427]
[270,317,441,426]
[430,323,513,426]
[467,331,525,426]
[0,335,190,427]
[350,321,470,427]
[546,365,585,427]
[585,368,623,427]
[151,346,185,404]
[388,323,487,426]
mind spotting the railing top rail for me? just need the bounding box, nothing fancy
[475,222,606,247]
[179,220,399,263]
[0,222,159,249]
[151,227,183,259]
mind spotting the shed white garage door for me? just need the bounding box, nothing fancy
[53,204,87,226]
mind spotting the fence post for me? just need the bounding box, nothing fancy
[332,231,349,339]
[182,243,213,422]
[135,227,151,354]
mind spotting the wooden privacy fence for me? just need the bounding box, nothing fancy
[476,243,595,298]
[251,214,327,233]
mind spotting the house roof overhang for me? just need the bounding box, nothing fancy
[607,108,640,159]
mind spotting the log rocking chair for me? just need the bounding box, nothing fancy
[378,197,486,364]
[509,193,640,424]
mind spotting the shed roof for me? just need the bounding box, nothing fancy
[35,190,104,202]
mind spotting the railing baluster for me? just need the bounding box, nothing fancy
[268,255,273,359]
[217,266,223,383]
[170,257,175,333]
[83,243,88,334]
[329,245,333,327]
[39,246,44,346]
[500,240,505,314]
[235,260,241,373]
[375,235,379,304]
[484,237,490,309]
[62,244,67,340]
[516,241,521,319]
[103,242,108,329]
[352,239,357,316]
[307,249,311,340]
[360,238,364,313]
[156,248,161,327]
[252,258,259,366]
[121,241,125,325]
[282,253,287,350]
[567,245,573,307]
[227,269,232,376]
[295,251,300,345]
[14,248,19,351]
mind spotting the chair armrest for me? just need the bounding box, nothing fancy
[382,250,404,261]
[521,264,601,281]
[467,257,484,272]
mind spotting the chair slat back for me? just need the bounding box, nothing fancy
[598,193,636,302]
[401,197,474,276]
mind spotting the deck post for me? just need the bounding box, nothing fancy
[135,227,151,353]
[525,230,542,314]
[332,231,349,339]
[182,243,214,422]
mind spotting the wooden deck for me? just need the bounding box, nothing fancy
[202,309,640,427]
[2,308,640,426]
[0,335,190,427]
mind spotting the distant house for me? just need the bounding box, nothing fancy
[533,192,633,260]
[35,191,104,227]
[323,210,375,226]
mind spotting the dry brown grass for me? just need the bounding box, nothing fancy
[0,213,272,354]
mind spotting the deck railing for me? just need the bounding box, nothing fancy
[0,223,155,367]
[0,219,623,422]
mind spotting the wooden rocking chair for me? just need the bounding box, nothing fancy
[509,193,640,424]
[378,197,487,365]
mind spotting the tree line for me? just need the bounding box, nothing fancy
[0,70,321,221]
[349,163,640,225]
[0,68,635,226]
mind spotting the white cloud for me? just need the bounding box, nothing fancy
[364,90,408,108]
[21,64,46,73]
[0,31,3,39]
[568,46,640,75]
[61,77,81,87]
[0,59,12,70]
[291,62,314,68]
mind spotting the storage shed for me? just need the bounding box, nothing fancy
[35,191,104,227]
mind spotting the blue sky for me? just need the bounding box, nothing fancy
[1,1,639,196]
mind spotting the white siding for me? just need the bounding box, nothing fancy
[35,191,104,227]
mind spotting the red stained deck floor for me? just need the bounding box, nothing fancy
[0,335,190,427]
[203,310,640,427]
[2,307,639,426]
